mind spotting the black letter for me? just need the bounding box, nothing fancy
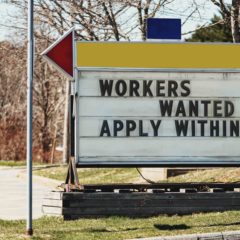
[126,120,136,136]
[176,101,186,117]
[129,80,140,97]
[99,79,113,96]
[191,120,196,137]
[159,100,173,116]
[181,80,190,97]
[113,120,124,136]
[223,120,227,136]
[189,100,199,117]
[230,120,239,137]
[139,120,148,136]
[201,100,211,117]
[143,80,153,97]
[168,80,178,97]
[210,120,219,137]
[156,80,165,97]
[150,120,161,136]
[100,120,111,136]
[115,80,127,96]
[225,101,234,117]
[213,100,222,117]
[175,120,189,136]
[198,120,207,136]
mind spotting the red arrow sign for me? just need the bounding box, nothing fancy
[42,28,73,78]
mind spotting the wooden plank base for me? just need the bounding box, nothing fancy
[42,189,240,220]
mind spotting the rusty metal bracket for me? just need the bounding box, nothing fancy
[64,157,84,192]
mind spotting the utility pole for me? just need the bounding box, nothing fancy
[27,0,34,236]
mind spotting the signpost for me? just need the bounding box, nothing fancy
[27,0,33,236]
[41,27,240,220]
[42,28,240,168]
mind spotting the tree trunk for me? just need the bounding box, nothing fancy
[50,124,58,164]
[231,0,240,42]
[42,129,51,163]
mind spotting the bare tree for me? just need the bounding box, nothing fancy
[2,0,180,163]
[0,41,27,160]
[211,0,240,42]
[10,0,175,41]
[2,0,239,163]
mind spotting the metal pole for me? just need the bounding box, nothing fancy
[63,81,70,164]
[27,0,34,236]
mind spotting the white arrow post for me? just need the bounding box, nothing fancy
[27,0,33,236]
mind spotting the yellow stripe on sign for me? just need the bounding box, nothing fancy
[76,42,240,69]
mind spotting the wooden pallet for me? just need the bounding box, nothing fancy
[42,185,240,220]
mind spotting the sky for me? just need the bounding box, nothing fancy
[0,3,16,41]
[0,0,229,42]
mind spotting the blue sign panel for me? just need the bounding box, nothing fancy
[147,18,181,40]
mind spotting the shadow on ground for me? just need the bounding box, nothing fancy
[154,224,190,230]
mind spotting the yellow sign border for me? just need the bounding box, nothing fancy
[76,42,240,70]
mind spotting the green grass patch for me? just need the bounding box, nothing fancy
[34,166,240,184]
[4,167,240,239]
[1,211,240,239]
[166,168,240,183]
[0,160,26,167]
[34,167,139,184]
[0,160,49,168]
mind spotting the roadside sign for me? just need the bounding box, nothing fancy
[76,70,240,166]
[42,28,240,167]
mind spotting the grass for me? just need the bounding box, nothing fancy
[0,160,49,167]
[1,211,240,240]
[3,166,240,239]
[166,168,240,183]
[34,166,240,184]
[34,167,140,184]
[0,160,27,167]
